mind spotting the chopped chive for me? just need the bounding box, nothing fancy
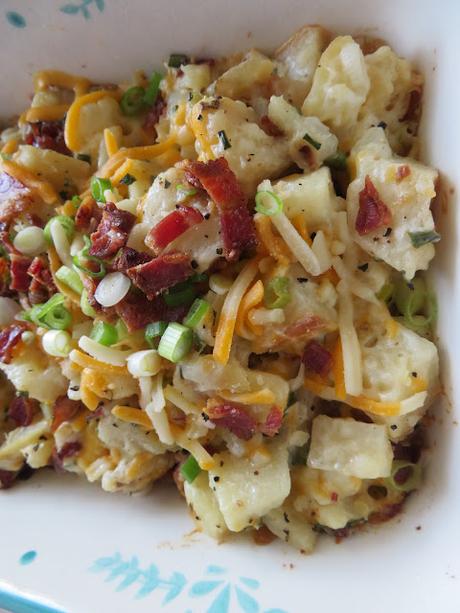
[76,153,91,164]
[264,276,291,309]
[44,216,75,245]
[303,132,321,150]
[217,130,231,150]
[164,283,197,307]
[180,455,201,483]
[120,173,136,186]
[168,53,189,68]
[80,288,96,317]
[408,230,441,248]
[176,183,198,198]
[324,151,347,170]
[71,195,82,208]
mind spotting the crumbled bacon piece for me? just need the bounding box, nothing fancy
[302,340,333,377]
[355,176,392,235]
[27,256,56,304]
[145,206,204,254]
[51,396,83,432]
[368,502,405,524]
[0,257,12,297]
[89,203,136,259]
[111,247,152,272]
[260,406,283,437]
[8,395,40,427]
[283,315,327,339]
[0,469,18,490]
[74,198,102,233]
[56,441,82,461]
[0,172,33,224]
[143,93,167,134]
[396,165,411,182]
[207,403,257,440]
[9,253,32,292]
[115,290,188,331]
[24,120,70,155]
[0,323,26,364]
[401,88,422,122]
[126,251,193,300]
[260,115,284,137]
[184,158,257,261]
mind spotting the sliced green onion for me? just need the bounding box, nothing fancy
[120,173,136,186]
[264,276,291,309]
[115,318,128,341]
[255,190,283,216]
[120,86,147,116]
[324,151,347,170]
[303,132,321,150]
[127,349,162,377]
[385,460,422,492]
[408,230,441,248]
[73,236,106,278]
[90,321,118,346]
[42,305,72,330]
[145,321,168,347]
[158,322,193,363]
[42,329,72,357]
[168,53,189,68]
[163,281,197,307]
[180,455,201,483]
[71,195,82,208]
[90,176,112,203]
[13,226,46,256]
[376,282,395,303]
[184,298,210,328]
[144,71,163,105]
[176,183,198,198]
[26,295,72,330]
[44,216,75,245]
[80,288,96,317]
[394,277,426,318]
[76,153,91,164]
[217,130,231,150]
[55,265,83,294]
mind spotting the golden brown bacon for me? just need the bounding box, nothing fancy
[8,395,40,427]
[355,176,392,235]
[0,323,26,364]
[89,203,136,259]
[302,340,333,377]
[111,247,152,272]
[207,403,257,440]
[24,120,70,155]
[184,158,257,261]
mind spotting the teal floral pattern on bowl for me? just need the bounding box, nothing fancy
[5,0,105,28]
[90,553,288,613]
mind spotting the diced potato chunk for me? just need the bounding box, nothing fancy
[264,504,317,552]
[209,443,291,531]
[214,50,275,99]
[307,415,393,478]
[184,472,228,540]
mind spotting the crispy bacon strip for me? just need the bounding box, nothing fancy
[8,396,40,427]
[184,158,257,261]
[302,340,333,377]
[115,290,189,331]
[0,323,26,364]
[145,206,204,254]
[24,120,70,155]
[355,176,392,235]
[207,403,257,441]
[89,203,135,259]
[260,115,284,137]
[75,198,102,233]
[27,256,56,304]
[143,93,167,134]
[260,406,283,437]
[9,254,32,292]
[126,252,193,300]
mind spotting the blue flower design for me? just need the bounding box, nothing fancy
[5,11,26,28]
[60,0,105,20]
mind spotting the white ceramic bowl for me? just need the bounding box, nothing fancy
[1,1,459,611]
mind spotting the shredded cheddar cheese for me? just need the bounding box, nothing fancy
[112,406,153,429]
[103,127,119,157]
[235,280,264,338]
[25,104,70,123]
[34,70,91,96]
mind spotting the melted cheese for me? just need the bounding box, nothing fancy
[25,104,70,123]
[34,70,91,96]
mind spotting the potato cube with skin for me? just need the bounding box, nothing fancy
[274,25,331,108]
[302,36,370,147]
[184,472,228,541]
[268,96,338,171]
[213,50,275,100]
[208,443,291,532]
[308,415,393,478]
[347,130,438,280]
[264,504,317,553]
